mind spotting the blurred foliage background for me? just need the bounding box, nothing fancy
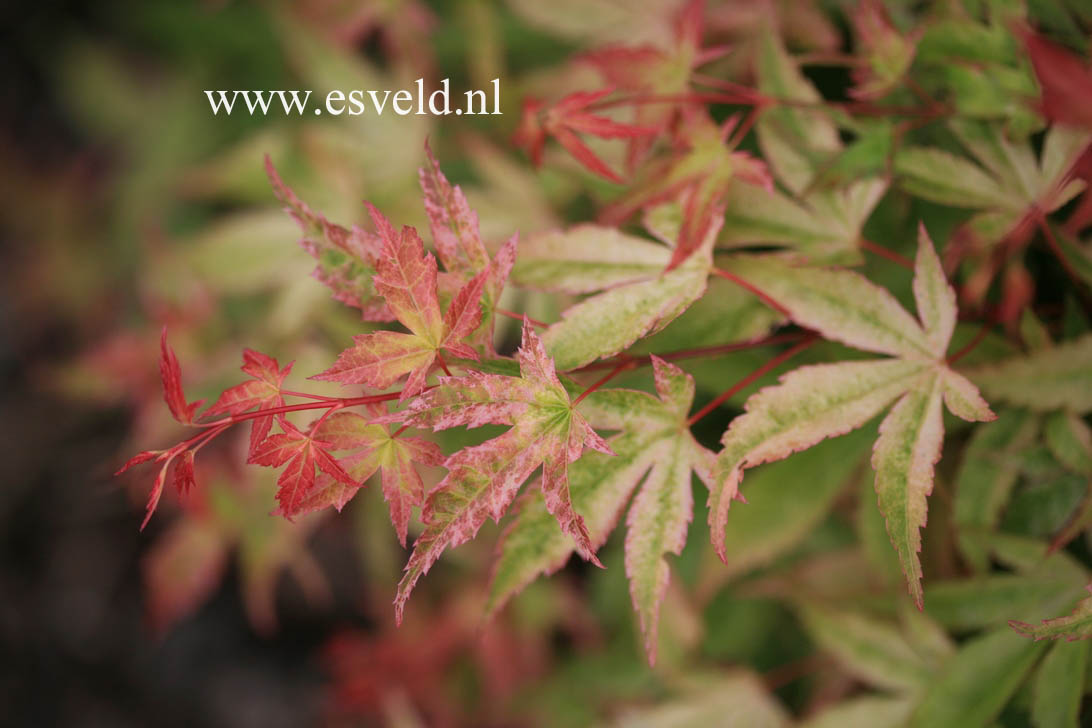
[3,0,1092,726]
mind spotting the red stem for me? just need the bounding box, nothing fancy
[494,307,548,328]
[687,337,816,426]
[436,352,453,377]
[727,109,758,148]
[710,267,791,317]
[860,238,913,270]
[197,392,406,428]
[280,390,339,402]
[572,332,807,373]
[947,320,994,365]
[572,361,632,406]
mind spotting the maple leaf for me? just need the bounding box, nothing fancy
[265,156,392,321]
[115,330,208,529]
[419,140,491,279]
[713,27,889,265]
[849,0,920,99]
[294,408,443,546]
[487,357,714,665]
[159,327,204,425]
[602,111,772,270]
[514,207,723,370]
[581,0,727,171]
[418,143,518,351]
[513,88,658,184]
[205,348,293,456]
[1021,28,1092,129]
[895,120,1089,310]
[711,226,995,607]
[388,320,613,623]
[1011,585,1092,642]
[312,204,487,399]
[249,420,358,518]
[967,334,1092,415]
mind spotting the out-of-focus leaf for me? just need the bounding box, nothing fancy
[143,516,229,633]
[1044,410,1092,476]
[798,696,914,728]
[613,671,788,728]
[1031,639,1089,728]
[753,26,840,195]
[716,427,872,579]
[953,409,1041,571]
[798,605,932,692]
[1011,585,1092,641]
[968,334,1092,414]
[926,575,1088,631]
[719,178,887,265]
[907,627,1048,727]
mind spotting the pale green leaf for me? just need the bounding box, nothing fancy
[542,264,708,371]
[941,368,996,423]
[969,335,1092,414]
[1031,640,1089,728]
[798,605,932,692]
[754,26,840,194]
[723,255,933,358]
[711,359,927,561]
[927,575,1088,631]
[953,409,1041,571]
[908,627,1048,728]
[614,671,788,728]
[512,225,671,293]
[895,146,1021,211]
[718,178,886,264]
[1044,411,1092,476]
[799,696,914,728]
[625,435,695,665]
[718,427,873,579]
[913,225,957,357]
[872,374,945,608]
[487,360,714,668]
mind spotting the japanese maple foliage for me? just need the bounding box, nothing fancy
[117,1,1092,683]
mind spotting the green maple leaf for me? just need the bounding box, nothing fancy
[487,357,716,665]
[720,26,889,265]
[712,225,995,607]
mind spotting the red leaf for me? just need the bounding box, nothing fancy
[552,126,625,184]
[249,428,308,467]
[141,462,171,531]
[516,89,658,183]
[115,450,161,475]
[442,270,488,356]
[159,328,204,425]
[314,446,360,488]
[420,140,490,274]
[205,349,292,455]
[1022,28,1092,128]
[276,444,317,518]
[173,450,196,496]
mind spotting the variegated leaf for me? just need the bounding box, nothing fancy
[872,373,945,609]
[390,321,612,622]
